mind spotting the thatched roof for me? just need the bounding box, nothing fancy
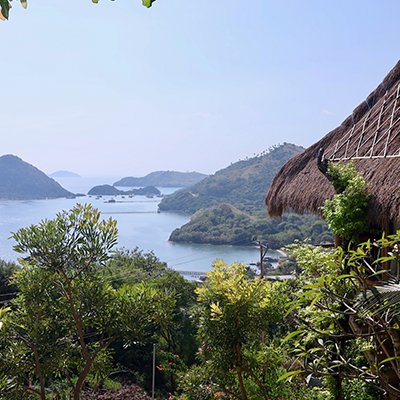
[266,60,400,227]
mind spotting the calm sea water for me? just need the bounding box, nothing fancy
[0,177,276,273]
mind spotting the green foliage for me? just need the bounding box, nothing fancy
[162,144,332,248]
[101,248,198,393]
[171,206,332,248]
[114,171,207,188]
[322,162,369,241]
[102,248,169,287]
[159,143,304,215]
[0,204,179,400]
[184,260,317,400]
[0,259,18,300]
[285,238,400,398]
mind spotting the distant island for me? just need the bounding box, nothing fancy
[49,170,81,178]
[0,155,74,200]
[88,184,161,197]
[160,143,332,248]
[114,171,207,188]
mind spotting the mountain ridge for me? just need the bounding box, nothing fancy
[0,155,73,200]
[114,171,207,188]
[159,143,304,214]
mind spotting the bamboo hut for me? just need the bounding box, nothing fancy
[266,60,400,233]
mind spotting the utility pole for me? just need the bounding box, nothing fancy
[255,240,269,278]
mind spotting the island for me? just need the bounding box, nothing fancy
[49,170,81,178]
[88,185,161,197]
[113,171,207,188]
[160,143,333,248]
[0,155,74,200]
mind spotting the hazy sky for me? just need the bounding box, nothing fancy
[1,1,400,177]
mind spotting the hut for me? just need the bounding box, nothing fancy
[266,61,400,398]
[266,60,400,234]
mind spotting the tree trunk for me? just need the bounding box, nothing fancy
[73,357,95,400]
[32,344,46,400]
[235,343,248,400]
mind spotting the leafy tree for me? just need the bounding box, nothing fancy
[4,204,119,399]
[187,260,305,400]
[104,249,198,394]
[0,259,18,301]
[0,204,176,400]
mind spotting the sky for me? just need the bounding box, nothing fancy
[1,0,400,177]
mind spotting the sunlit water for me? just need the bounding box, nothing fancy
[0,177,277,273]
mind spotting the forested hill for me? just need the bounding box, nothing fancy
[159,143,304,214]
[0,155,73,200]
[163,144,332,248]
[114,170,207,188]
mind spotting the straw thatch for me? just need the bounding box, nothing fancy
[266,60,400,228]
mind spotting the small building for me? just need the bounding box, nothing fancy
[266,60,400,234]
[266,61,400,398]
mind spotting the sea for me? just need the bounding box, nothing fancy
[0,177,277,274]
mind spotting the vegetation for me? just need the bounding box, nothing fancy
[282,238,400,399]
[159,144,304,215]
[0,205,195,399]
[170,204,332,248]
[160,144,332,248]
[176,261,332,400]
[114,171,207,188]
[322,162,369,241]
[0,203,396,399]
[88,185,161,197]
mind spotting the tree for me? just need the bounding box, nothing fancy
[190,260,297,400]
[0,0,157,21]
[0,204,180,399]
[5,204,119,399]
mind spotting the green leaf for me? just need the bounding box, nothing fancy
[379,356,400,366]
[277,369,303,382]
[282,329,305,343]
[0,0,10,20]
[92,0,99,3]
[142,0,156,7]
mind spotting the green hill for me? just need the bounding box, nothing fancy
[162,143,332,248]
[114,171,207,188]
[159,143,304,214]
[88,184,161,197]
[169,204,332,247]
[0,155,73,200]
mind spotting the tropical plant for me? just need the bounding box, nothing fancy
[322,162,369,241]
[284,237,400,399]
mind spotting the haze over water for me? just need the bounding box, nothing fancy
[0,177,274,273]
